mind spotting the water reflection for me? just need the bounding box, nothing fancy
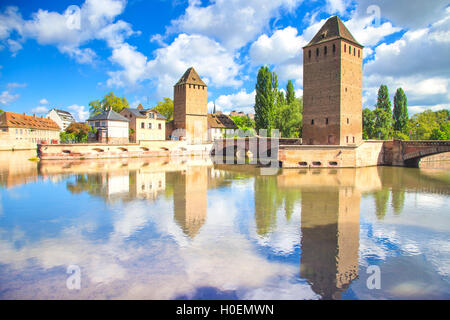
[0,151,449,299]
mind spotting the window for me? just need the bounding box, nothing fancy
[326,118,329,125]
[358,49,360,58]
[148,123,152,129]
[95,121,100,127]
[346,136,349,143]
[158,123,162,130]
[344,44,346,52]
[311,119,314,125]
[347,118,350,124]
[353,137,355,143]
[316,48,319,57]
[308,50,311,59]
[333,44,336,53]
[349,45,351,54]
[324,46,327,55]
[141,122,145,129]
[101,121,106,126]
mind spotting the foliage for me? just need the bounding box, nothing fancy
[231,115,255,132]
[153,97,174,121]
[393,88,409,133]
[65,122,94,142]
[362,108,376,139]
[409,109,449,140]
[274,97,302,138]
[254,66,276,136]
[374,85,393,139]
[89,92,130,115]
[60,132,76,143]
[0,109,3,114]
[286,80,295,105]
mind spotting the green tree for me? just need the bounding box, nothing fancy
[153,97,174,121]
[374,85,393,139]
[89,92,130,115]
[254,66,276,136]
[362,108,376,139]
[0,109,4,114]
[65,122,94,142]
[286,80,296,105]
[393,88,408,134]
[409,109,449,140]
[232,115,255,132]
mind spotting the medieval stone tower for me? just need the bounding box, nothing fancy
[302,16,363,146]
[173,67,208,144]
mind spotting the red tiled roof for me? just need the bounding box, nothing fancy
[0,112,60,131]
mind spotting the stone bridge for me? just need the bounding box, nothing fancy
[212,138,450,168]
[384,140,450,167]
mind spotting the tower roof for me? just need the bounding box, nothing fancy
[175,67,207,87]
[304,16,363,48]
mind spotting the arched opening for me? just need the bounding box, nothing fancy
[92,148,104,153]
[118,147,128,152]
[140,147,150,151]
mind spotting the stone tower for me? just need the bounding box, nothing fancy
[302,16,363,146]
[173,67,208,144]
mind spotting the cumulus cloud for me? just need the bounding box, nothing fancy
[108,33,243,95]
[210,89,256,114]
[0,0,135,64]
[363,12,450,110]
[31,106,49,114]
[67,104,90,122]
[39,98,49,105]
[168,0,303,50]
[0,90,19,106]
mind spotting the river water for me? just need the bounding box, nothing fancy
[0,150,449,300]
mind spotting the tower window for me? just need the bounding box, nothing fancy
[349,45,351,54]
[311,119,314,125]
[347,118,350,124]
[353,136,355,143]
[346,136,349,143]
[326,118,329,125]
[308,50,311,59]
[354,48,356,56]
[324,46,327,55]
[344,44,346,52]
[358,50,360,58]
[333,44,336,54]
[316,48,319,57]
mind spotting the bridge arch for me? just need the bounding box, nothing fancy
[400,141,450,168]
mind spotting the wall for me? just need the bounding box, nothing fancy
[0,128,59,151]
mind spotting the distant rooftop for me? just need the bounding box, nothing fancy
[208,113,238,129]
[87,109,129,122]
[0,111,60,131]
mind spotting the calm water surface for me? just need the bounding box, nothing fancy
[0,151,449,300]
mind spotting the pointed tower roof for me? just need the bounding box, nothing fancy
[304,16,363,48]
[175,67,207,87]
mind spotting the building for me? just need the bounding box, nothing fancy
[120,104,166,142]
[46,108,76,132]
[0,111,60,147]
[87,108,129,144]
[207,113,238,141]
[171,67,208,144]
[302,16,363,146]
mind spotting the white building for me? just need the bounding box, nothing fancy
[87,109,129,144]
[46,108,76,132]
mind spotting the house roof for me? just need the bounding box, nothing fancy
[0,111,60,131]
[304,16,363,48]
[87,109,129,122]
[175,67,207,87]
[123,108,166,120]
[207,113,238,129]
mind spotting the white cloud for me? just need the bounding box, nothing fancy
[325,0,350,15]
[168,0,303,50]
[211,89,256,114]
[7,82,26,89]
[31,106,49,114]
[67,104,89,121]
[39,98,49,105]
[0,90,19,105]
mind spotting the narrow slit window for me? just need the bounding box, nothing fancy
[316,48,319,57]
[344,44,346,52]
[308,50,311,59]
[311,119,314,125]
[324,46,327,55]
[333,44,336,53]
[326,118,329,125]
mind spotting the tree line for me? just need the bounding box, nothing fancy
[363,85,449,140]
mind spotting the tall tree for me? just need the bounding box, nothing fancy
[362,108,376,139]
[286,80,295,105]
[89,92,130,115]
[153,97,174,121]
[374,85,393,139]
[254,66,276,136]
[393,88,408,133]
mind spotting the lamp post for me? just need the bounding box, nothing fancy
[416,123,420,140]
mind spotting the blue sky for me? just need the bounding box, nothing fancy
[0,0,449,121]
